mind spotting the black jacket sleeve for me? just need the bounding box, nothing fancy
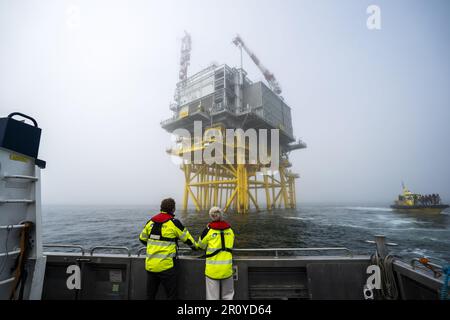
[200,227,209,241]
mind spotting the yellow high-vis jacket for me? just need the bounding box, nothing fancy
[198,220,234,280]
[139,212,196,273]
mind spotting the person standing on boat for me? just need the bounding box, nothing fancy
[139,198,197,300]
[198,207,235,300]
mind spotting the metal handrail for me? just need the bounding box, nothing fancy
[411,258,443,270]
[45,244,353,258]
[410,258,444,278]
[0,224,26,230]
[0,199,34,204]
[2,174,38,181]
[43,244,85,256]
[138,246,352,257]
[160,117,177,126]
[90,246,131,257]
[0,250,21,257]
[233,247,353,257]
[0,277,15,286]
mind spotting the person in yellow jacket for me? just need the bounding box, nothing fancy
[198,207,235,300]
[139,198,197,299]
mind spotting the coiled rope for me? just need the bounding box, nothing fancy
[371,252,399,300]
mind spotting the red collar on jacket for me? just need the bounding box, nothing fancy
[208,221,231,230]
[151,212,174,223]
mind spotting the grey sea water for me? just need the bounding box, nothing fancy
[42,204,450,265]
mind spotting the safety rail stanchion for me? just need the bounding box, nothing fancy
[90,246,131,257]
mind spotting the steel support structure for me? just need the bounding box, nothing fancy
[179,159,298,214]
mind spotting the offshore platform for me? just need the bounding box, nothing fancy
[161,33,306,213]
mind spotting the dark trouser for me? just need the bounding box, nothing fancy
[146,266,178,300]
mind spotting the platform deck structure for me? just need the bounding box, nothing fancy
[161,64,306,213]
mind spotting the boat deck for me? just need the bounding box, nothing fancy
[38,246,445,300]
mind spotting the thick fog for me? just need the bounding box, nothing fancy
[1,0,449,205]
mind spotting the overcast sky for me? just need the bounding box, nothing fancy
[1,0,449,205]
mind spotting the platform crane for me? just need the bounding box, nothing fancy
[232,34,282,95]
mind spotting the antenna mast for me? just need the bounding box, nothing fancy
[179,31,192,82]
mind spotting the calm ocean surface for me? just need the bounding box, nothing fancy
[42,204,450,265]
